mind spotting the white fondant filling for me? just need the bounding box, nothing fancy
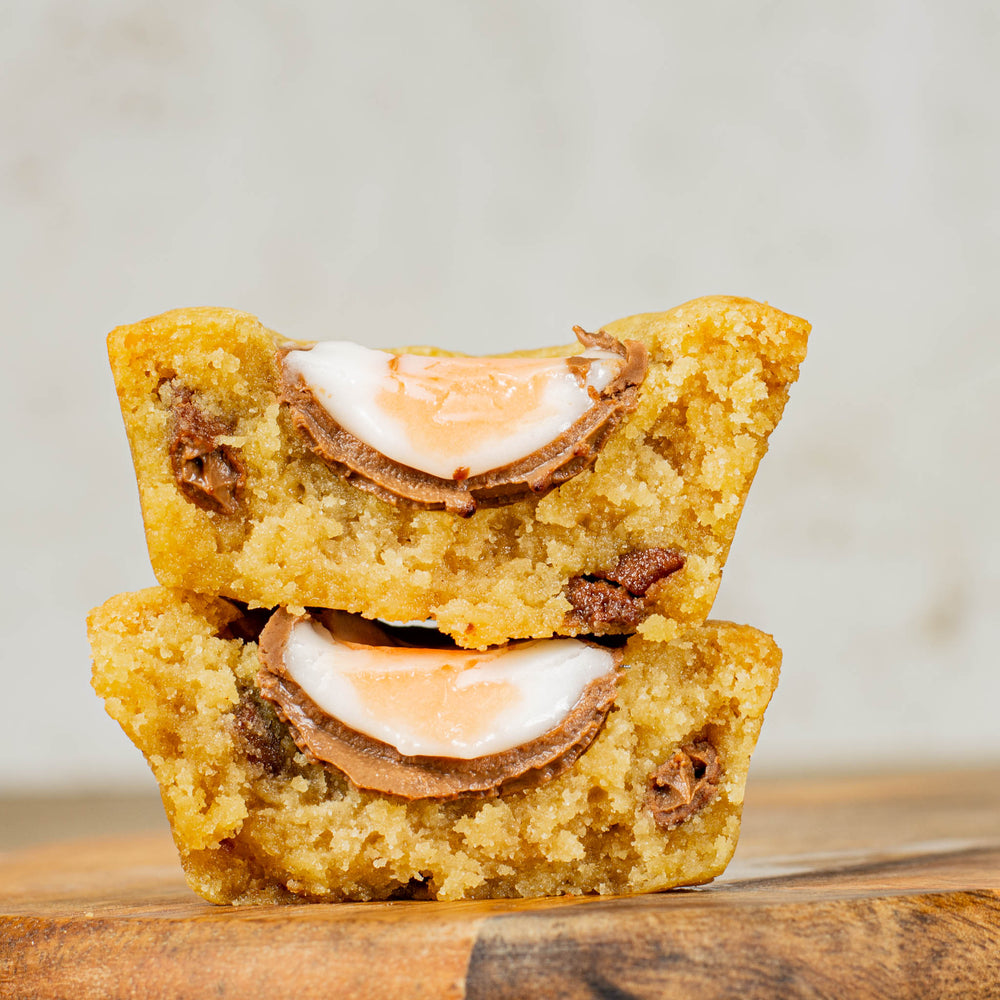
[283,342,623,479]
[283,620,617,759]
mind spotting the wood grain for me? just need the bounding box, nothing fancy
[1,768,998,999]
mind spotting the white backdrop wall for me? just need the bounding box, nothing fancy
[2,0,998,791]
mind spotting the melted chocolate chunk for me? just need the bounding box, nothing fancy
[645,740,720,831]
[279,327,649,517]
[255,609,622,800]
[565,578,646,631]
[169,390,244,514]
[566,547,686,630]
[232,691,288,775]
[596,548,685,597]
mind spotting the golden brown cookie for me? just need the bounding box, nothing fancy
[107,297,808,648]
[88,587,782,904]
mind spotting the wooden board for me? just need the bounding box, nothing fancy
[2,768,999,998]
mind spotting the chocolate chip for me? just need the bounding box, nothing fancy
[565,548,685,631]
[565,578,646,630]
[595,547,685,597]
[232,692,287,775]
[169,390,245,514]
[646,740,720,831]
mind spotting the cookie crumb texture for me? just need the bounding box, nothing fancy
[88,588,781,904]
[108,297,809,649]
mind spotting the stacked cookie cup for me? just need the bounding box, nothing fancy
[89,296,808,903]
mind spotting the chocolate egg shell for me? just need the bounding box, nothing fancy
[279,327,648,516]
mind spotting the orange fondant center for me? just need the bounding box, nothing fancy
[348,650,520,749]
[376,356,569,468]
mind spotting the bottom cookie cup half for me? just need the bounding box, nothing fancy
[88,588,781,904]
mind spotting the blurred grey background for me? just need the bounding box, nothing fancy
[2,0,997,794]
